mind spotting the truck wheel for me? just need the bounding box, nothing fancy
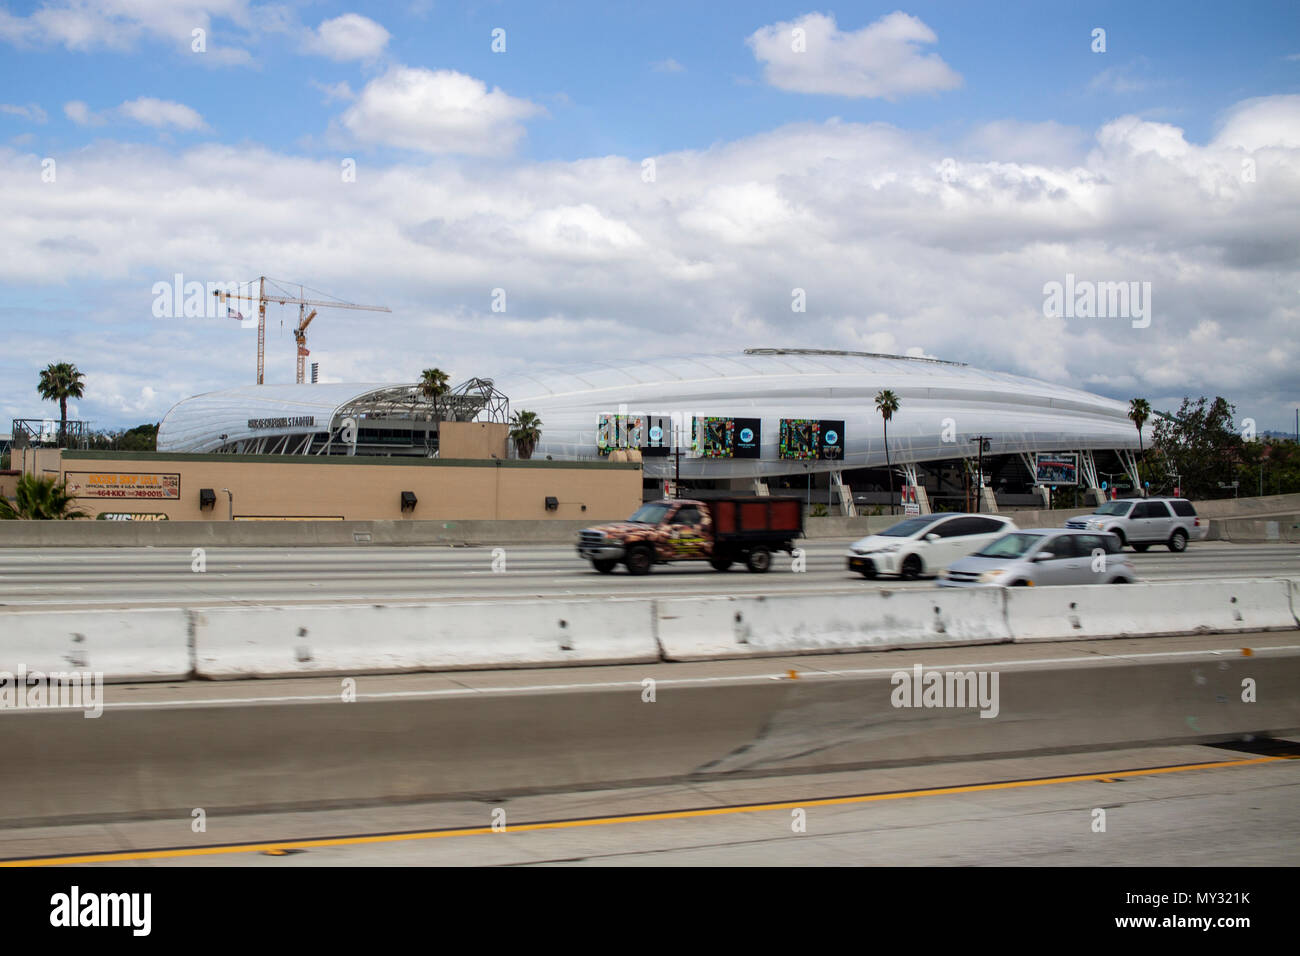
[625,546,654,575]
[592,559,617,574]
[745,548,772,573]
[709,557,733,572]
[1168,529,1188,553]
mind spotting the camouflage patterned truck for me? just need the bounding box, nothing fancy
[576,497,804,575]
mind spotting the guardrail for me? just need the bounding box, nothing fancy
[3,578,1297,682]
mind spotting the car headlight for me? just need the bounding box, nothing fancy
[879,543,901,552]
[978,569,1006,583]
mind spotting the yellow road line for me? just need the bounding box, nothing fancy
[2,755,1288,867]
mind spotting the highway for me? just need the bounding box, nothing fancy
[5,740,1296,867]
[2,632,1297,866]
[1,540,1297,609]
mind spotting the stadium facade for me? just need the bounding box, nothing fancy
[157,349,1148,506]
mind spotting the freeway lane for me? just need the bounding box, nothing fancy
[0,540,1296,610]
[5,743,1296,866]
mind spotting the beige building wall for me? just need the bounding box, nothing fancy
[439,421,509,460]
[54,451,641,521]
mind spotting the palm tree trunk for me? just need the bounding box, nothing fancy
[59,396,68,448]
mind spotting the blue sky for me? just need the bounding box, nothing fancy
[1,1,1298,431]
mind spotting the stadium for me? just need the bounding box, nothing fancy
[156,348,1148,511]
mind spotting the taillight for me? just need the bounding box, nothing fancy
[1194,518,1200,526]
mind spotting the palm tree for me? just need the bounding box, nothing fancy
[0,473,88,520]
[874,389,901,514]
[509,410,543,460]
[419,367,451,417]
[36,362,86,448]
[1129,398,1152,496]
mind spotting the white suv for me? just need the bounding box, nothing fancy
[1065,497,1205,552]
[846,513,1017,580]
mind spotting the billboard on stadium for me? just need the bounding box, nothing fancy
[1034,453,1078,485]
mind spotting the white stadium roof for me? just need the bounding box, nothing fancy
[490,348,1148,478]
[157,383,391,454]
[158,349,1148,477]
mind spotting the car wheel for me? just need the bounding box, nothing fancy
[900,554,923,580]
[1132,543,1150,552]
[709,557,733,572]
[1168,529,1188,553]
[592,559,617,574]
[625,545,654,575]
[1111,529,1126,548]
[745,548,772,573]
[858,565,878,580]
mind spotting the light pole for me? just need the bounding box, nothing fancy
[221,488,233,521]
[970,436,991,513]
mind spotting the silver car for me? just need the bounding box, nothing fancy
[937,528,1137,587]
[1064,497,1206,552]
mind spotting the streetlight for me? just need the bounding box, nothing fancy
[970,436,991,513]
[221,488,233,521]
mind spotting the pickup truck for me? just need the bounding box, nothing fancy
[576,496,804,575]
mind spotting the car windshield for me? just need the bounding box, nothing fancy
[1094,501,1132,516]
[628,502,673,524]
[879,516,942,537]
[976,532,1045,558]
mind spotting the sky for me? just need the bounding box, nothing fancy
[1,0,1298,432]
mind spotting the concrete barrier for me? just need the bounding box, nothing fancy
[1208,515,1300,543]
[1005,579,1297,642]
[0,609,191,682]
[657,589,1011,660]
[0,518,599,548]
[193,599,659,679]
[3,643,1296,825]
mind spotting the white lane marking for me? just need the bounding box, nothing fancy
[32,643,1300,712]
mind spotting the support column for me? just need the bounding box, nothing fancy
[900,464,931,515]
[1078,450,1104,506]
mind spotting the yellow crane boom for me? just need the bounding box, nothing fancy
[213,276,391,384]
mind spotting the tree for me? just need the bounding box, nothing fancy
[1128,398,1151,456]
[509,410,543,460]
[874,389,901,514]
[419,368,450,417]
[84,423,159,452]
[0,473,88,520]
[1151,396,1242,499]
[36,362,86,448]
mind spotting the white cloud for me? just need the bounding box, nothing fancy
[64,97,207,130]
[0,1,277,65]
[0,103,48,123]
[339,66,544,155]
[118,97,208,130]
[312,80,356,104]
[1213,94,1300,150]
[63,100,102,125]
[304,13,389,61]
[747,11,961,99]
[652,58,685,73]
[0,95,1297,428]
[1088,59,1162,95]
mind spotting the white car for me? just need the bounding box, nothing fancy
[846,513,1018,580]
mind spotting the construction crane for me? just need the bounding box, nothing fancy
[213,276,391,384]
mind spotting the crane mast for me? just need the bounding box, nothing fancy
[213,276,391,384]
